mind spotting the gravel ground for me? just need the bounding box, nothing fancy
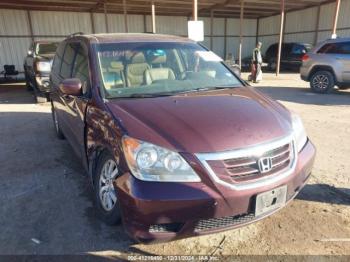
[0,74,349,259]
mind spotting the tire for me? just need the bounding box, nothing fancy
[34,88,48,103]
[93,151,122,225]
[268,59,277,71]
[310,70,335,94]
[24,72,33,91]
[51,105,65,139]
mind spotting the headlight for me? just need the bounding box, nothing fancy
[122,136,201,182]
[291,113,308,152]
[36,61,51,72]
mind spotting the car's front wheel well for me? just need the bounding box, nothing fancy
[309,66,336,82]
[88,146,110,185]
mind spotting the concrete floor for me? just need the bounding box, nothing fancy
[0,74,349,258]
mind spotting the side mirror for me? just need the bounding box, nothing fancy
[27,50,33,56]
[59,78,82,96]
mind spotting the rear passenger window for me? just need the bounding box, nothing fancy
[60,43,76,79]
[318,42,350,54]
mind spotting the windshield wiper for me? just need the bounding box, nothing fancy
[211,85,237,90]
[179,86,236,94]
[128,92,178,98]
[125,86,236,98]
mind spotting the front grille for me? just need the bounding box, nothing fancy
[149,223,183,233]
[195,213,255,232]
[224,143,292,182]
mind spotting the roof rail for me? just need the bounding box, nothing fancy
[68,32,84,38]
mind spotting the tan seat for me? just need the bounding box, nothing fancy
[144,53,175,85]
[104,61,125,89]
[126,52,150,87]
[144,68,175,85]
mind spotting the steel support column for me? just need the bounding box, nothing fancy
[104,3,109,33]
[123,0,128,33]
[193,0,198,21]
[332,0,341,38]
[276,0,285,76]
[239,0,244,69]
[151,1,156,33]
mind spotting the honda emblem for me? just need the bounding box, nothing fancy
[258,157,273,173]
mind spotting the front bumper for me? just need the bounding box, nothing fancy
[300,66,309,82]
[116,140,316,243]
[35,74,51,92]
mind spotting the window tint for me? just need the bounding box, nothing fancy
[292,44,306,55]
[96,42,241,99]
[318,42,350,54]
[72,44,90,95]
[52,42,66,76]
[60,43,76,79]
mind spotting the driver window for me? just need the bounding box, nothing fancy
[72,44,90,96]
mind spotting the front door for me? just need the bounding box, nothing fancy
[67,42,91,162]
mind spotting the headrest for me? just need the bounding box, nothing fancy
[149,54,167,64]
[129,52,146,64]
[110,61,124,70]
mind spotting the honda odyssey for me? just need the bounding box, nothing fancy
[50,33,316,243]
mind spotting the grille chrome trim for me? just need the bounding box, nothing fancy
[195,134,297,191]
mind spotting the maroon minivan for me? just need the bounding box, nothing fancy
[50,33,316,243]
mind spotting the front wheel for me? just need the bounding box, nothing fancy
[24,71,33,91]
[310,71,335,94]
[34,89,48,103]
[268,59,277,71]
[93,151,122,225]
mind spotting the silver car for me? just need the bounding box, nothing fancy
[300,37,350,93]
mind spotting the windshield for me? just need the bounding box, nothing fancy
[95,42,242,99]
[36,43,59,55]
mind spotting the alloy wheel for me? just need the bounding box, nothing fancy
[312,74,329,90]
[99,159,118,211]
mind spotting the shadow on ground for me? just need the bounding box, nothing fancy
[0,83,35,104]
[297,184,350,206]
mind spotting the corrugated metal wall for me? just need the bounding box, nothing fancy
[1,0,350,71]
[0,9,31,71]
[258,0,350,56]
[0,9,258,71]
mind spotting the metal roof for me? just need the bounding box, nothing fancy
[0,0,336,19]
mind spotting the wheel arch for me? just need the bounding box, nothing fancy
[308,65,337,82]
[87,144,115,186]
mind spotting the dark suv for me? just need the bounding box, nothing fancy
[265,42,312,71]
[50,33,315,243]
[24,41,59,103]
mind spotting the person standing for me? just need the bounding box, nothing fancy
[251,42,263,83]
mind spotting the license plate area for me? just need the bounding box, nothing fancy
[255,185,287,217]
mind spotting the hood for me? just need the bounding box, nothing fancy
[106,87,292,154]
